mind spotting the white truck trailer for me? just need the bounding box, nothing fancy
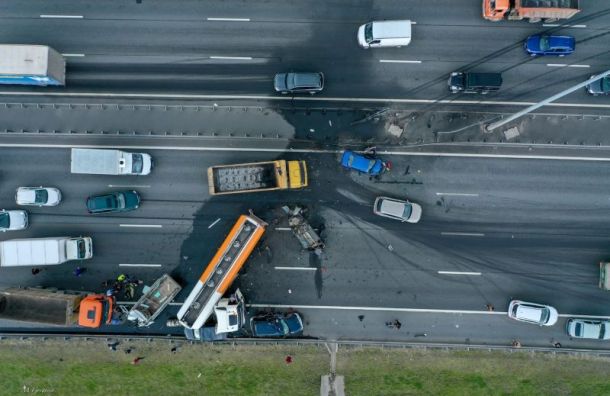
[0,237,93,267]
[0,45,65,86]
[71,149,152,176]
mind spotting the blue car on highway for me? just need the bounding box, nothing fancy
[250,312,303,337]
[524,35,575,56]
[340,150,389,176]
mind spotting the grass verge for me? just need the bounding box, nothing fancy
[3,339,610,396]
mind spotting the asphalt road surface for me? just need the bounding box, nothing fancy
[1,142,610,348]
[0,1,609,103]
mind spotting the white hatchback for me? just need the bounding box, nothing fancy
[373,196,422,223]
[0,209,28,231]
[508,300,558,326]
[16,187,62,206]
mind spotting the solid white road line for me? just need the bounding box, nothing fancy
[543,24,586,28]
[207,17,250,22]
[209,56,253,60]
[208,218,221,229]
[5,142,610,162]
[118,301,183,306]
[379,59,422,64]
[547,64,590,68]
[119,264,163,267]
[436,192,479,197]
[119,224,163,228]
[247,304,610,320]
[441,232,485,237]
[274,266,317,271]
[438,271,482,276]
[275,227,291,231]
[61,53,85,57]
[108,184,150,188]
[40,14,83,19]
[3,91,610,109]
[248,304,506,315]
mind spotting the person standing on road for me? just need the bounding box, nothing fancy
[73,267,85,277]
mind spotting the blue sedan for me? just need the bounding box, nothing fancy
[250,312,303,337]
[524,35,575,56]
[340,150,389,176]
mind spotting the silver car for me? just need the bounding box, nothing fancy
[16,187,62,206]
[373,196,422,223]
[0,209,28,231]
[567,318,610,340]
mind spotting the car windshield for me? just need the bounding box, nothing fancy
[602,77,610,92]
[540,308,549,323]
[402,204,413,219]
[77,240,86,259]
[132,154,143,173]
[35,189,48,204]
[116,194,126,209]
[539,36,550,51]
[364,23,373,43]
[279,319,289,335]
[0,213,9,228]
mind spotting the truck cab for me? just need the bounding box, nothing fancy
[214,289,245,334]
[483,0,510,21]
[78,294,114,328]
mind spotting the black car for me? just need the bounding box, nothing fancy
[86,190,141,214]
[274,72,324,94]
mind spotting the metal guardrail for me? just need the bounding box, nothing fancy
[2,331,610,357]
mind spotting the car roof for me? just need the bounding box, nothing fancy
[380,199,406,217]
[579,321,603,338]
[342,151,376,172]
[372,20,411,39]
[516,305,543,322]
[291,73,322,88]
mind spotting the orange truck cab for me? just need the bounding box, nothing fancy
[483,0,580,22]
[78,294,114,328]
[483,0,510,21]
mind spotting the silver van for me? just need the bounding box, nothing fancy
[357,20,412,49]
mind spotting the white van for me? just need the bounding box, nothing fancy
[357,20,412,49]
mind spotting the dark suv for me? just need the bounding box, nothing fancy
[274,72,324,94]
[448,72,502,94]
[86,190,141,214]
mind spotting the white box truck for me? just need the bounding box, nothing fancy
[0,237,93,267]
[0,44,65,86]
[71,149,152,176]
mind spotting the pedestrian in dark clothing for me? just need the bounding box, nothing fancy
[73,267,85,277]
[125,283,135,299]
[554,342,562,348]
[393,319,402,330]
[31,268,41,275]
[171,346,178,354]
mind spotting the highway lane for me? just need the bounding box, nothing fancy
[0,1,608,103]
[1,146,610,320]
